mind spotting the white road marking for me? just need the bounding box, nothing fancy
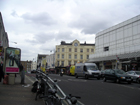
[25,75,34,83]
[116,84,140,90]
[68,79,87,82]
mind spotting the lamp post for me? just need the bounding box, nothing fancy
[9,41,17,47]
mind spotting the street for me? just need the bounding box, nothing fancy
[26,73,140,105]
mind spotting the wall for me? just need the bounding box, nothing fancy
[90,15,140,59]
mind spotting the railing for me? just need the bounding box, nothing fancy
[34,70,82,105]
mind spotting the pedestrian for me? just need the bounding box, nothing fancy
[20,63,25,84]
[9,51,14,66]
[0,61,4,82]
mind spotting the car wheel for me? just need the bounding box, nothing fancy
[85,75,88,79]
[75,74,78,78]
[97,77,100,80]
[136,78,139,83]
[103,77,106,82]
[116,78,120,83]
[128,81,131,84]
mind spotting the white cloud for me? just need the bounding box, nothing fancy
[0,0,140,61]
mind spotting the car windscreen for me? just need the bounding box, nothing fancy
[135,71,140,75]
[115,69,126,74]
[86,66,98,70]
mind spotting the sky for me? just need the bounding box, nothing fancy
[0,0,140,61]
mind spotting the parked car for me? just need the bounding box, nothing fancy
[103,69,133,84]
[126,71,140,83]
[31,70,36,73]
[27,71,31,73]
[100,70,108,78]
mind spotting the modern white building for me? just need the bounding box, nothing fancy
[89,15,140,71]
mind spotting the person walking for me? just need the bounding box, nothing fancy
[20,63,25,84]
[0,61,4,82]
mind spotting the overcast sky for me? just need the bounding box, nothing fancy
[0,0,140,61]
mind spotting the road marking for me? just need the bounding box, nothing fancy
[116,84,140,90]
[25,75,34,83]
[68,79,87,82]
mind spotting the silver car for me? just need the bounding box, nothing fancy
[126,71,140,83]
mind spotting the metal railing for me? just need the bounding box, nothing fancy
[35,70,82,105]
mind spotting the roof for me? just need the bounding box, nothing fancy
[60,40,95,46]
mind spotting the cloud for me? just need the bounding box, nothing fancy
[0,0,140,61]
[21,12,57,26]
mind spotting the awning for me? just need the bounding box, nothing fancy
[88,51,140,62]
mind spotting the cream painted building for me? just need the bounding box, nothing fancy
[55,39,95,67]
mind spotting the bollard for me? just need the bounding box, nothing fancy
[8,74,15,85]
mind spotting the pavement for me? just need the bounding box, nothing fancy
[0,74,44,105]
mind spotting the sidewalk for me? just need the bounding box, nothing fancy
[0,74,44,105]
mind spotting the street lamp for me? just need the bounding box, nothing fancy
[10,41,17,44]
[9,41,17,47]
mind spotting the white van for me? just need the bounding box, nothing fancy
[75,63,101,79]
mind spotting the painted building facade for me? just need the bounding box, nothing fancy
[55,39,95,67]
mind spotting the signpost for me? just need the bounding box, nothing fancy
[4,47,21,74]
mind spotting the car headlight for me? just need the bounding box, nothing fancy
[120,77,125,79]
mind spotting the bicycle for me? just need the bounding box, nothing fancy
[33,70,82,105]
[40,88,81,105]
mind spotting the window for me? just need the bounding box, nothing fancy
[61,61,64,66]
[57,54,59,59]
[69,48,71,52]
[75,55,77,59]
[87,55,89,59]
[62,54,64,59]
[58,48,60,52]
[57,61,59,66]
[68,61,71,65]
[104,46,109,51]
[69,54,71,59]
[105,70,110,73]
[91,49,94,52]
[75,48,77,52]
[80,49,83,52]
[62,48,65,52]
[110,70,115,74]
[74,61,77,65]
[80,55,83,59]
[87,49,89,52]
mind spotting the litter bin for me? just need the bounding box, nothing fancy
[8,74,15,85]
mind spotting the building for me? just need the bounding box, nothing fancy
[21,61,32,72]
[37,54,48,71]
[55,39,95,68]
[89,15,140,71]
[46,53,55,69]
[0,12,9,48]
[31,61,37,71]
